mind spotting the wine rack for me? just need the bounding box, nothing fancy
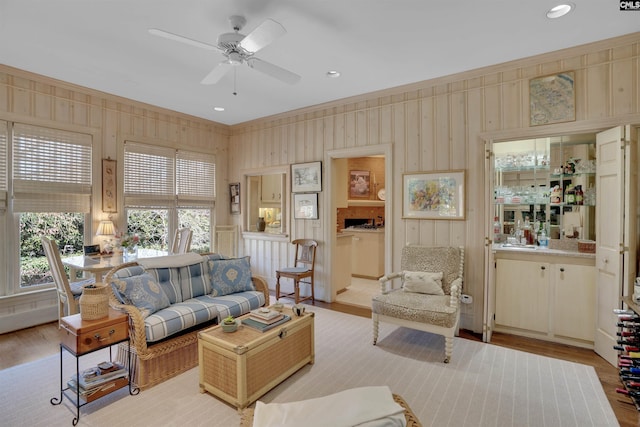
[616,297,640,411]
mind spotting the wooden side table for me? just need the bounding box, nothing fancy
[50,308,138,425]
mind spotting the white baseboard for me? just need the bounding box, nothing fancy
[0,289,58,334]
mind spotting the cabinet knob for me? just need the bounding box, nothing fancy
[540,266,546,270]
[560,267,565,272]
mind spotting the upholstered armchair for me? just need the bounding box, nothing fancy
[372,245,464,363]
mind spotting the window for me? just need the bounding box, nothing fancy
[11,123,92,289]
[124,141,215,252]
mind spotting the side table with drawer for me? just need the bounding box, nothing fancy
[50,308,138,425]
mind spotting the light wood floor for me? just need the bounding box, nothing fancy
[1,300,637,426]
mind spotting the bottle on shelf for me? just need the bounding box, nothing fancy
[565,184,576,205]
[493,217,502,243]
[523,216,533,245]
[575,185,584,205]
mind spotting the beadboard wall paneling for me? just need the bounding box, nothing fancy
[230,33,640,333]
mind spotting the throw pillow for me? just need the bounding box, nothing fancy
[402,271,444,295]
[113,272,171,318]
[209,256,255,296]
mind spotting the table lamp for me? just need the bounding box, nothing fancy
[96,220,116,254]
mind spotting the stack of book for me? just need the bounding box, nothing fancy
[67,361,128,401]
[243,308,290,332]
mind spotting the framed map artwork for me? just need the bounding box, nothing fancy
[529,71,575,126]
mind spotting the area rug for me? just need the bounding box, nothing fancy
[0,306,617,426]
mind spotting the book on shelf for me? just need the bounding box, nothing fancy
[250,308,282,321]
[243,315,291,332]
[249,313,285,325]
[74,364,128,390]
[67,376,129,402]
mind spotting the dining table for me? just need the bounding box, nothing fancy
[62,249,167,280]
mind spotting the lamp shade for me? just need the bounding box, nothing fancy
[96,220,115,236]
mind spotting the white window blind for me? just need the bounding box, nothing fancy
[12,123,92,213]
[0,120,7,211]
[125,141,216,207]
[177,150,216,206]
[124,141,175,206]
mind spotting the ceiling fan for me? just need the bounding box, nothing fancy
[149,15,301,86]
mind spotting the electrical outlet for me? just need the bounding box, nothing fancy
[460,294,473,304]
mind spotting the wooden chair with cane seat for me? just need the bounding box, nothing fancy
[41,236,95,327]
[276,239,318,304]
[171,227,192,254]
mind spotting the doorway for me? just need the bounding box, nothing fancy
[324,143,393,303]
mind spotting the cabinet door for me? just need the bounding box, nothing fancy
[260,175,281,202]
[495,259,549,333]
[351,233,384,278]
[553,264,595,342]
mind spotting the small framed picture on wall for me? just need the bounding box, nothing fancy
[230,182,240,214]
[349,170,370,198]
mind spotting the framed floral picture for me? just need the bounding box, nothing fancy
[349,170,370,198]
[102,158,117,213]
[402,170,465,220]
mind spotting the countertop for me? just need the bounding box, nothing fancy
[336,232,354,238]
[492,243,595,259]
[340,227,385,233]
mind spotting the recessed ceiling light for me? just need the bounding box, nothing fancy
[326,70,341,78]
[546,3,574,19]
[213,107,225,112]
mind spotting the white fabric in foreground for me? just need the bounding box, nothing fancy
[137,252,203,269]
[253,386,406,427]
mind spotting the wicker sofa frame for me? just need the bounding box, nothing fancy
[105,261,269,390]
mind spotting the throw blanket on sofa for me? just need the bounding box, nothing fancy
[138,252,203,268]
[253,386,406,427]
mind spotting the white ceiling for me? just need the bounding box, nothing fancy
[1,1,638,126]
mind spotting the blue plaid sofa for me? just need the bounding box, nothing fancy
[105,252,268,389]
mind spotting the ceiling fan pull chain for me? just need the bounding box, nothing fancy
[233,67,238,96]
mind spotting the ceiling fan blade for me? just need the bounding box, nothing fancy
[247,58,301,85]
[239,19,286,54]
[148,28,219,51]
[201,62,233,85]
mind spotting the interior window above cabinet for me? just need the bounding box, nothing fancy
[245,171,287,235]
[492,133,596,244]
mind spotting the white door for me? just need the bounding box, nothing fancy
[483,142,496,342]
[594,126,627,365]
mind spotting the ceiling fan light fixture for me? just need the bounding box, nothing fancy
[213,107,225,112]
[227,51,243,65]
[326,70,341,78]
[546,3,574,19]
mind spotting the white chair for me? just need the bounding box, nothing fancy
[41,237,94,326]
[214,225,238,258]
[372,245,464,363]
[171,228,192,254]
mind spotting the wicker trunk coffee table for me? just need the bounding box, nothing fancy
[198,307,314,410]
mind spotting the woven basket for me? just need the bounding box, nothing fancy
[80,284,110,320]
[578,240,596,254]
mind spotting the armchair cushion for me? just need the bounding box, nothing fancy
[403,271,444,295]
[372,290,457,328]
[113,272,171,319]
